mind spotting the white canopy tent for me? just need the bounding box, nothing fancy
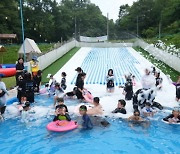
[18,38,41,61]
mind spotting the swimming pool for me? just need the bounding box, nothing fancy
[0,95,180,154]
[71,48,141,86]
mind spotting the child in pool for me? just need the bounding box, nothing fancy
[55,97,68,113]
[155,71,163,89]
[79,105,93,129]
[175,76,180,102]
[106,69,115,93]
[21,102,31,123]
[53,105,71,121]
[128,110,150,129]
[142,102,156,117]
[87,97,103,115]
[163,108,180,123]
[64,87,77,99]
[128,110,144,121]
[61,72,67,90]
[39,83,50,95]
[123,74,133,100]
[54,83,64,106]
[17,95,28,112]
[33,70,42,93]
[48,74,56,93]
[112,99,127,114]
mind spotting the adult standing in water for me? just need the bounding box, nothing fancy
[106,69,115,93]
[23,73,34,103]
[76,72,86,100]
[15,57,24,86]
[75,67,83,87]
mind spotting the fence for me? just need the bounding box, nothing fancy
[134,39,180,72]
[26,38,180,73]
[76,42,133,48]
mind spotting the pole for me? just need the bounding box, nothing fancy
[19,0,26,62]
[75,16,77,40]
[107,13,109,41]
[159,13,161,39]
[159,22,161,39]
[136,16,139,37]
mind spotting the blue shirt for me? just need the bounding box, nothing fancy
[82,114,93,129]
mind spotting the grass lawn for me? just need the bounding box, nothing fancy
[1,43,55,64]
[133,47,180,82]
[42,47,80,83]
[2,47,80,89]
[1,43,75,89]
[2,76,16,90]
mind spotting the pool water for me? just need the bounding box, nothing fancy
[0,95,180,154]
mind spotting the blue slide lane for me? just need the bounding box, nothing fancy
[71,48,141,86]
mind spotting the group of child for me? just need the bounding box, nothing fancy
[49,66,179,129]
[105,67,180,124]
[1,59,180,127]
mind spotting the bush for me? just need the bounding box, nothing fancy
[142,27,157,38]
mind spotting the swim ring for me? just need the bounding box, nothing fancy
[162,119,180,125]
[47,120,78,132]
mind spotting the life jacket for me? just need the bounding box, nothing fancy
[58,115,68,120]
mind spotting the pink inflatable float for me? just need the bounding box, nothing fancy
[83,90,93,103]
[39,88,49,94]
[47,120,78,132]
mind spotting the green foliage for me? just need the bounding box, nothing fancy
[116,0,180,40]
[142,27,157,38]
[0,0,110,43]
[145,33,180,49]
[164,21,180,34]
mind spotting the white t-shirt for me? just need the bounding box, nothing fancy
[141,74,155,89]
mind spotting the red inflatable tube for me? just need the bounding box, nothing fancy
[0,68,16,77]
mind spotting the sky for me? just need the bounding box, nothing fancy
[90,0,137,21]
